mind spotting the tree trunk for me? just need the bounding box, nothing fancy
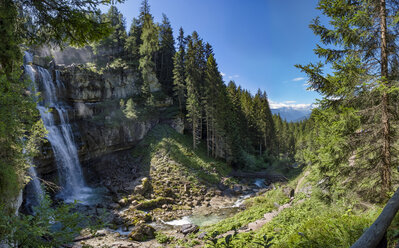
[380,0,391,196]
[206,115,210,157]
[351,187,399,248]
[193,118,196,150]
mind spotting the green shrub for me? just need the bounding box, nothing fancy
[0,194,102,247]
[155,232,171,244]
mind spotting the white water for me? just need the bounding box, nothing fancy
[24,51,92,204]
[254,178,266,188]
[164,216,192,226]
[233,194,252,208]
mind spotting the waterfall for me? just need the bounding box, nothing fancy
[24,51,92,204]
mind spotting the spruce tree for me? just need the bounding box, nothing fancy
[157,14,175,96]
[126,18,142,71]
[185,31,205,149]
[297,0,399,198]
[204,53,224,157]
[139,8,160,104]
[93,6,127,68]
[173,27,187,115]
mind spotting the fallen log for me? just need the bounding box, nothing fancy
[351,187,399,248]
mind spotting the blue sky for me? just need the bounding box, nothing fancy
[100,0,325,109]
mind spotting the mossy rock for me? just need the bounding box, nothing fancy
[136,197,174,210]
[128,223,155,241]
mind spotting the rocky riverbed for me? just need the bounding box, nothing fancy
[71,177,272,248]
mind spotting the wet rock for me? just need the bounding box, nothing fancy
[180,224,199,235]
[128,223,155,241]
[233,184,243,195]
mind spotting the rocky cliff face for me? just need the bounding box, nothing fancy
[33,62,160,179]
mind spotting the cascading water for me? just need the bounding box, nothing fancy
[24,51,92,203]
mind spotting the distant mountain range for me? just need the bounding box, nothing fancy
[271,105,313,122]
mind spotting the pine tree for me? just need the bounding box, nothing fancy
[139,7,160,104]
[93,6,127,68]
[157,14,175,96]
[185,31,205,149]
[173,27,187,115]
[126,17,142,71]
[297,0,399,199]
[204,53,224,157]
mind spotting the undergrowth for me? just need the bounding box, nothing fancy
[132,124,232,185]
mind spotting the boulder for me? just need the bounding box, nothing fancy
[180,224,199,235]
[134,177,151,196]
[128,223,155,241]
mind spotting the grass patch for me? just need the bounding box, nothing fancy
[133,124,232,186]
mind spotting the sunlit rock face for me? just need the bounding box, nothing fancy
[60,66,140,102]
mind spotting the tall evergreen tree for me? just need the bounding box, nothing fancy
[157,14,175,96]
[297,0,399,198]
[173,27,187,115]
[139,7,160,104]
[204,53,225,157]
[126,17,142,71]
[185,31,205,149]
[93,6,127,68]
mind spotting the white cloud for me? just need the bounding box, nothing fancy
[292,77,305,82]
[228,74,240,79]
[221,72,226,77]
[269,100,312,110]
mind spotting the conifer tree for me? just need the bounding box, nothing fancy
[126,18,142,71]
[93,6,127,68]
[297,0,399,198]
[204,53,224,157]
[157,14,175,96]
[139,6,160,104]
[185,31,205,149]
[173,27,187,115]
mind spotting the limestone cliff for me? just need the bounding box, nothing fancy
[33,61,162,179]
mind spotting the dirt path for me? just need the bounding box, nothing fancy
[295,170,310,194]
